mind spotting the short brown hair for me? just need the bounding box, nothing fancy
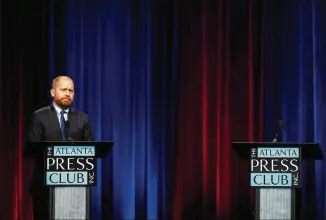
[52,76,73,89]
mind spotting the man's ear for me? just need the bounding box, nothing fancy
[50,89,55,97]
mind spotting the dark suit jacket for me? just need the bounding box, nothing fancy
[27,105,95,193]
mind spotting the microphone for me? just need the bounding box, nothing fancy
[279,120,285,130]
[64,120,74,142]
[272,120,284,142]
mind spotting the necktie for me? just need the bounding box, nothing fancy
[60,110,66,140]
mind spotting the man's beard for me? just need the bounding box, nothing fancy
[55,98,72,109]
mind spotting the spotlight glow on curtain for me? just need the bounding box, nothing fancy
[65,0,178,219]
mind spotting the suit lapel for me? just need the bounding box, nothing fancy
[68,108,74,125]
[68,109,78,139]
[49,105,62,140]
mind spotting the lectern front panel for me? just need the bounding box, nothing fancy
[259,189,291,219]
[250,145,302,220]
[51,187,89,220]
[24,141,113,220]
[52,187,89,220]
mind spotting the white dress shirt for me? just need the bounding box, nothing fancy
[52,102,70,128]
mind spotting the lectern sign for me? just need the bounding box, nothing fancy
[45,145,97,186]
[250,147,301,188]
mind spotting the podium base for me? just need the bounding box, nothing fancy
[50,187,90,220]
[255,188,296,220]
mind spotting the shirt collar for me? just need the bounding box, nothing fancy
[53,102,70,115]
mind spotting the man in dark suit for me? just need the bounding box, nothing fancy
[28,75,95,220]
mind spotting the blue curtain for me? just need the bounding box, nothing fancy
[47,0,326,219]
[264,1,326,219]
[64,0,178,219]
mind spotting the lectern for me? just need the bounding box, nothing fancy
[233,142,322,220]
[24,141,114,220]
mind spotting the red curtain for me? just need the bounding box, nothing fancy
[1,0,49,219]
[0,58,34,220]
[172,0,264,219]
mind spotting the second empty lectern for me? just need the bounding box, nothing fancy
[233,142,322,220]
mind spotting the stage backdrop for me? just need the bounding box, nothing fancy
[264,1,326,219]
[1,0,51,219]
[1,0,326,220]
[62,0,179,219]
[62,0,262,219]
